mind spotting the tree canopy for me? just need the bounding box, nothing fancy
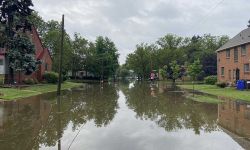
[26,12,120,79]
[126,34,229,80]
[0,0,39,83]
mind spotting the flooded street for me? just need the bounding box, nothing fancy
[0,82,249,150]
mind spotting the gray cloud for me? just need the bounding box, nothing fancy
[33,0,250,64]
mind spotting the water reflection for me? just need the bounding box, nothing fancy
[218,98,250,149]
[0,95,51,150]
[56,96,62,150]
[0,82,249,150]
[0,84,119,150]
[121,82,218,134]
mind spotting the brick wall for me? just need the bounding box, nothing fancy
[38,48,53,81]
[31,27,44,57]
[217,43,250,83]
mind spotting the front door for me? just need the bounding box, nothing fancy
[236,68,240,81]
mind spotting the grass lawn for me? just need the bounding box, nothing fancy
[179,84,250,101]
[0,82,82,101]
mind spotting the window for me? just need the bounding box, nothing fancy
[226,49,230,58]
[221,67,224,76]
[229,70,231,80]
[244,64,250,72]
[241,45,247,56]
[0,59,3,65]
[233,69,236,79]
[234,48,238,62]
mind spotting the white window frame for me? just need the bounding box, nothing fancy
[241,45,247,56]
[244,63,250,73]
[221,67,225,76]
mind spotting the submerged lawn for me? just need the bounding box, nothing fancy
[0,82,82,100]
[179,84,250,101]
[186,94,223,104]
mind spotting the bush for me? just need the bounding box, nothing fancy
[216,82,227,88]
[33,78,39,84]
[0,75,4,85]
[23,78,35,85]
[204,75,217,85]
[43,72,59,84]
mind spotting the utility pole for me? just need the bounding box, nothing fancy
[57,15,64,96]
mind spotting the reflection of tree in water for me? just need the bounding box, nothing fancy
[0,105,40,150]
[121,82,218,134]
[0,84,119,149]
[38,84,119,147]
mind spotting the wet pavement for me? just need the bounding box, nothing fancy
[0,82,249,150]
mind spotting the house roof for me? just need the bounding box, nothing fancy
[37,48,45,60]
[216,27,250,52]
[31,27,52,60]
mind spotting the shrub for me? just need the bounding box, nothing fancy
[23,78,35,85]
[33,78,39,84]
[216,82,227,88]
[43,71,59,84]
[204,75,217,85]
[0,75,4,85]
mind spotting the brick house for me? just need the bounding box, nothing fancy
[217,27,250,84]
[0,27,52,84]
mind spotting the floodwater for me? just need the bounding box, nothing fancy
[0,82,249,150]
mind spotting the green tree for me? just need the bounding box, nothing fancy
[188,59,202,92]
[88,36,119,80]
[71,33,88,78]
[156,34,186,69]
[165,61,185,83]
[0,0,38,83]
[170,61,180,83]
[126,43,151,80]
[28,11,47,39]
[184,35,229,78]
[171,61,180,82]
[159,67,167,80]
[43,20,73,75]
[8,35,38,75]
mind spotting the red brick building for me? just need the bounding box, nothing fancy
[0,27,52,84]
[217,27,250,84]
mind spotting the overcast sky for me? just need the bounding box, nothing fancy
[33,0,250,64]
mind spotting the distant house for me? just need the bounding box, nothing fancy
[68,70,96,80]
[217,27,250,84]
[0,27,52,84]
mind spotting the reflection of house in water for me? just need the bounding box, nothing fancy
[218,98,250,149]
[0,96,51,150]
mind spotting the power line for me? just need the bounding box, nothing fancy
[199,0,225,24]
[190,0,226,32]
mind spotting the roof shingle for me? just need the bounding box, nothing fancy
[216,27,250,52]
